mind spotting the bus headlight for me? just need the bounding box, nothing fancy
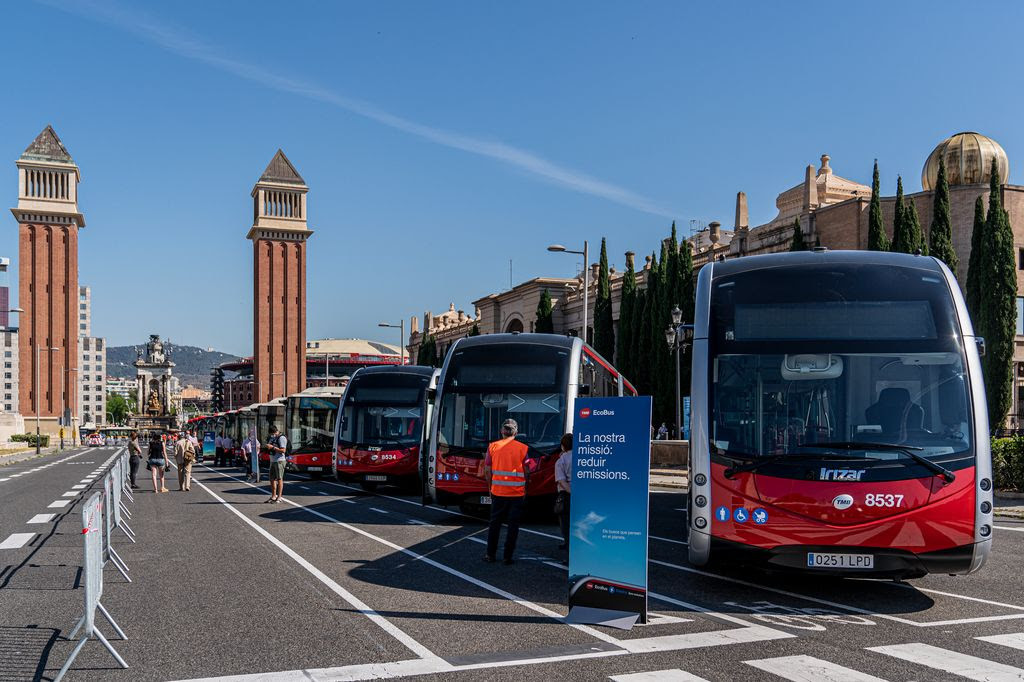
[694,517,707,529]
[694,495,707,508]
[981,501,992,514]
[980,524,991,537]
[694,474,707,486]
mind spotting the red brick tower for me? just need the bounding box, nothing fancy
[11,126,84,428]
[249,150,311,403]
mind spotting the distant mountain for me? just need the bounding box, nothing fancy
[107,343,241,389]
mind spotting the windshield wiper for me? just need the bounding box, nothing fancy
[723,453,877,479]
[798,441,955,484]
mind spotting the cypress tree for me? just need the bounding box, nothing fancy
[965,196,986,323]
[534,290,554,333]
[616,252,638,380]
[867,160,890,251]
[979,159,1016,432]
[929,157,959,277]
[789,218,807,251]
[891,176,911,253]
[593,238,615,360]
[678,238,695,404]
[416,335,437,367]
[469,323,481,336]
[651,241,673,424]
[903,197,926,255]
[636,252,658,398]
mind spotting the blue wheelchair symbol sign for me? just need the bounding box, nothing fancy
[753,508,768,525]
[733,508,750,523]
[714,506,730,522]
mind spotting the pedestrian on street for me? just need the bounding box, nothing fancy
[554,432,573,551]
[657,423,669,440]
[147,432,169,493]
[222,432,234,466]
[215,431,226,466]
[174,431,196,491]
[265,424,287,503]
[127,431,142,489]
[242,427,260,482]
[483,418,529,565]
[187,429,201,464]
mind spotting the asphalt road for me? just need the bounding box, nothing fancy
[3,452,1024,681]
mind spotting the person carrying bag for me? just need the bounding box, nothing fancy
[147,433,169,493]
[174,431,196,492]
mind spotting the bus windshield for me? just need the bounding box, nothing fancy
[338,374,429,449]
[287,397,338,453]
[709,264,973,461]
[438,343,569,457]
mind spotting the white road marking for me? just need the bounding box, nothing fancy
[0,478,9,482]
[652,558,1024,627]
[316,491,328,496]
[869,643,1024,680]
[0,533,35,549]
[27,514,56,524]
[995,525,1024,532]
[977,632,1024,651]
[746,654,888,681]
[71,484,86,489]
[48,500,71,508]
[369,507,390,514]
[650,535,688,546]
[610,669,710,681]
[61,492,78,497]
[190,474,442,662]
[79,479,91,484]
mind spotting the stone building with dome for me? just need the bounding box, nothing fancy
[727,131,1024,426]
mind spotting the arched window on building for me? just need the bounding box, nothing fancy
[505,318,524,334]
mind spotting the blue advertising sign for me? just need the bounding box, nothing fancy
[682,396,691,441]
[568,396,651,622]
[203,432,216,460]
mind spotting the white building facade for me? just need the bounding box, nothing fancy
[77,286,106,428]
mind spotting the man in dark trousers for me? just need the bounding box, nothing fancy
[483,418,529,565]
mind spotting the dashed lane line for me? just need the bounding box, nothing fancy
[27,513,56,524]
[47,500,71,509]
[0,533,36,549]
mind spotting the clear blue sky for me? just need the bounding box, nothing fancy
[3,1,1023,356]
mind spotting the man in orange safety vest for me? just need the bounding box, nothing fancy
[483,418,529,564]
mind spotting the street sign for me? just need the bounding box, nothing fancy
[568,396,651,626]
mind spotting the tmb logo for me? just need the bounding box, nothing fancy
[579,408,591,419]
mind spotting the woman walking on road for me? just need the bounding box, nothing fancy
[555,433,573,551]
[147,432,169,493]
[127,431,142,489]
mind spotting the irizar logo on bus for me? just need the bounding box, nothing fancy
[820,467,866,482]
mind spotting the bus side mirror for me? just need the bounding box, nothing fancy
[976,337,986,357]
[578,384,591,396]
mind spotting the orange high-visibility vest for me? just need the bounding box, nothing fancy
[488,437,529,497]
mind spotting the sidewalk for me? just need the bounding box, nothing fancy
[650,466,688,490]
[995,494,1024,519]
[0,445,59,467]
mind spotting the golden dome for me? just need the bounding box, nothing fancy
[922,132,1008,190]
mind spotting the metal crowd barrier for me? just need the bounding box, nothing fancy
[54,491,128,681]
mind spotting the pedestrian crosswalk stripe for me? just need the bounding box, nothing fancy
[610,669,710,681]
[61,491,78,497]
[868,643,1024,680]
[745,655,888,681]
[977,632,1024,651]
[48,500,71,508]
[27,514,56,524]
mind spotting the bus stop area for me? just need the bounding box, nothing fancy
[4,447,1024,681]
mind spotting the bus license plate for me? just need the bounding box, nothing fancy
[807,552,874,569]
[479,496,492,505]
[306,466,322,472]
[365,475,387,482]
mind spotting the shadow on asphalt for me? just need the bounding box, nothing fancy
[0,625,60,681]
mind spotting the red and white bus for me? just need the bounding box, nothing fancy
[687,250,992,578]
[426,333,636,510]
[334,366,438,491]
[285,387,344,478]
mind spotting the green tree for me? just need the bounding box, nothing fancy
[416,335,437,367]
[592,238,615,360]
[106,393,129,425]
[616,251,638,379]
[789,218,807,251]
[635,251,658,397]
[867,160,890,251]
[903,197,927,255]
[965,196,986,323]
[534,289,554,333]
[979,159,1016,432]
[929,157,959,277]
[890,176,911,253]
[468,323,481,336]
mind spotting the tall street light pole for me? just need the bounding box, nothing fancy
[36,344,59,454]
[547,241,589,343]
[378,321,406,365]
[665,305,693,441]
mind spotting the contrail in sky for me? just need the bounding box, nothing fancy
[38,0,676,217]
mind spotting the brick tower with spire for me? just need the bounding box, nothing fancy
[11,126,84,429]
[249,150,311,402]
